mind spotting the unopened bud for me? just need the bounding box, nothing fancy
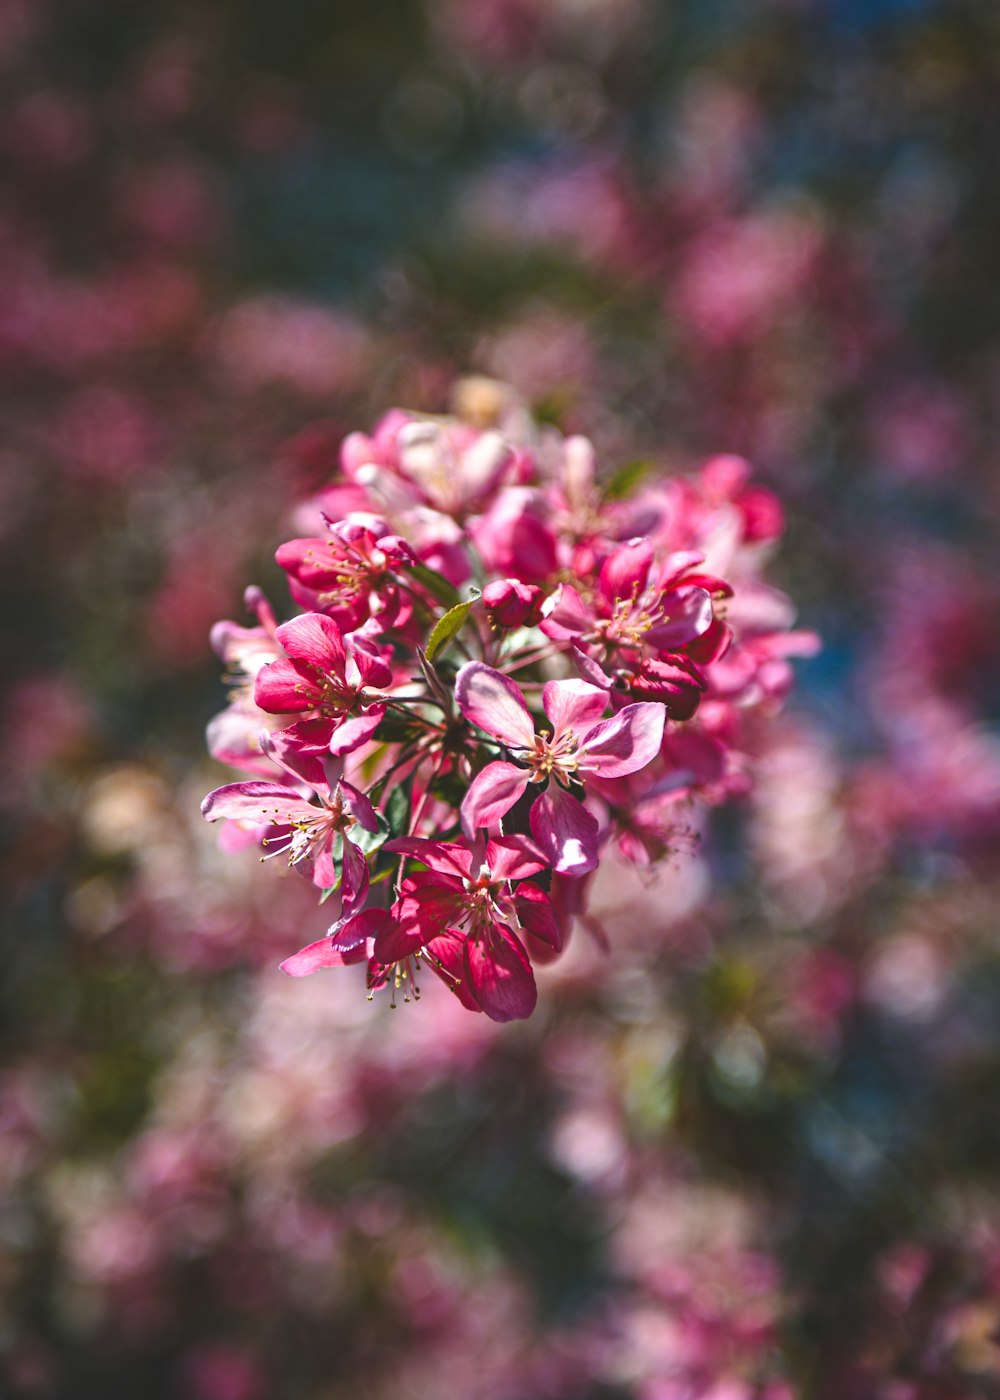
[482,578,544,629]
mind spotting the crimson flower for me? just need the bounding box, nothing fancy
[540,538,731,716]
[275,522,412,631]
[375,835,560,1022]
[254,611,391,756]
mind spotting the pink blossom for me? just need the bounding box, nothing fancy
[456,663,665,874]
[201,743,378,904]
[379,835,560,1021]
[253,611,391,755]
[275,523,413,631]
[540,538,726,716]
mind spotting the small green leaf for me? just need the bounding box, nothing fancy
[405,561,461,610]
[426,600,473,662]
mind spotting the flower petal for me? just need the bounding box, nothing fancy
[485,835,549,882]
[645,585,713,649]
[279,908,386,977]
[378,885,461,960]
[254,658,322,713]
[460,761,531,836]
[200,781,312,824]
[350,640,392,690]
[464,924,537,1022]
[577,703,666,778]
[383,837,474,879]
[542,679,609,738]
[340,836,369,913]
[328,707,384,756]
[455,662,536,749]
[529,785,600,876]
[599,538,653,604]
[569,644,613,690]
[423,930,482,1012]
[539,583,591,641]
[275,611,347,676]
[513,881,561,950]
[337,779,378,833]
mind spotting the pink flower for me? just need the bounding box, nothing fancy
[378,835,560,1021]
[201,742,378,906]
[456,662,666,875]
[469,487,559,584]
[275,522,413,630]
[540,539,728,716]
[205,587,285,776]
[253,611,391,756]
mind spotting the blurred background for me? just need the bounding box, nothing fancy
[3,1,1000,1396]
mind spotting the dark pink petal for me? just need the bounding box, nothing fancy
[384,837,474,879]
[311,846,337,890]
[275,537,344,589]
[254,658,322,713]
[327,707,384,756]
[455,662,535,749]
[599,538,653,605]
[513,882,562,951]
[655,549,706,591]
[461,761,531,836]
[576,703,666,778]
[482,578,544,629]
[541,679,608,739]
[201,782,313,824]
[399,870,465,896]
[423,930,482,1012]
[340,836,369,912]
[645,585,713,649]
[485,835,548,882]
[260,729,330,790]
[338,780,378,833]
[276,612,347,676]
[569,644,613,690]
[350,644,392,690]
[464,924,537,1022]
[529,785,600,877]
[629,658,705,720]
[684,617,733,666]
[678,572,734,599]
[379,885,462,959]
[539,583,591,641]
[279,908,387,977]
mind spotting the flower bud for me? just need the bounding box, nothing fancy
[482,578,544,629]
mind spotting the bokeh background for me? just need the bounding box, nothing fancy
[4,1,1000,1396]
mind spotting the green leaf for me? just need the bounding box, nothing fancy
[405,561,461,610]
[351,816,389,858]
[385,781,411,838]
[371,712,423,745]
[425,599,474,662]
[603,459,653,501]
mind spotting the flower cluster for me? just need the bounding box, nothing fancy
[202,389,815,1020]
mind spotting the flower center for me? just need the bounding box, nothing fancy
[528,729,579,784]
[602,587,664,648]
